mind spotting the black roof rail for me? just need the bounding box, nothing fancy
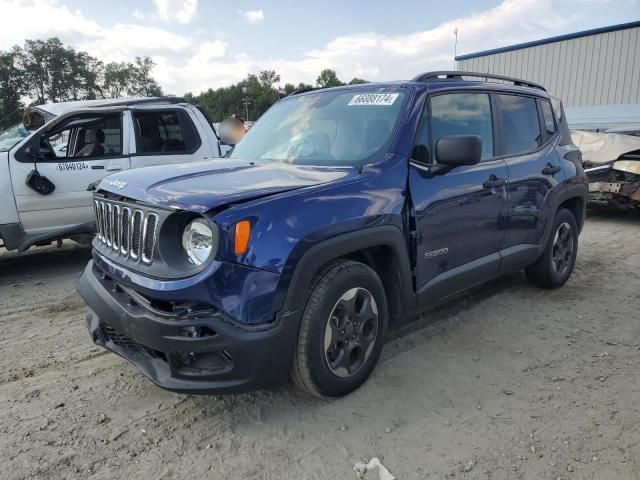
[411,71,546,92]
[290,87,321,96]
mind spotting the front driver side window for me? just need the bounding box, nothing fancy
[42,113,122,160]
[430,93,494,161]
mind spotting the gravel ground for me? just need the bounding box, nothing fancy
[1,211,639,480]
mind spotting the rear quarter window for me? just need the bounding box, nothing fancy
[539,100,557,136]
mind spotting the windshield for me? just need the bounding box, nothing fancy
[0,122,31,152]
[230,87,408,166]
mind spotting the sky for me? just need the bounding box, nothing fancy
[0,0,638,95]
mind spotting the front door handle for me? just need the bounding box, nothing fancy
[106,164,122,171]
[483,175,507,189]
[542,164,561,175]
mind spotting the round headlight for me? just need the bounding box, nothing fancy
[181,218,217,265]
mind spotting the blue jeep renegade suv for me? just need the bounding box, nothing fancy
[77,71,588,397]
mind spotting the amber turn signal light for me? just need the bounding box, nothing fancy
[234,220,251,255]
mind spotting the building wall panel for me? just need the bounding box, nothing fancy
[456,26,639,107]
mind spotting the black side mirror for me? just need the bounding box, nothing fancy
[24,137,50,159]
[24,144,40,158]
[435,135,482,166]
[411,144,430,164]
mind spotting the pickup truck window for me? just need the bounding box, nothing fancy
[0,123,30,152]
[133,110,198,155]
[46,113,122,159]
[230,87,408,166]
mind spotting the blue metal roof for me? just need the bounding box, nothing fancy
[455,20,640,61]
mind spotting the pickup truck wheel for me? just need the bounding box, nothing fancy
[525,208,578,289]
[291,260,388,398]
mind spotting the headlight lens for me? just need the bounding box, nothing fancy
[181,218,217,265]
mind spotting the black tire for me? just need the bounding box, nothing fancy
[525,208,578,289]
[291,260,388,397]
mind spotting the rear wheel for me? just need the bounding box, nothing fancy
[526,208,578,288]
[291,260,388,397]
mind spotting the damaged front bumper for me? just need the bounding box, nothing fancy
[77,261,300,394]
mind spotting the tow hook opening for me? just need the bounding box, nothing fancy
[173,351,232,376]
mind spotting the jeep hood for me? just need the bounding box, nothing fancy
[97,159,359,212]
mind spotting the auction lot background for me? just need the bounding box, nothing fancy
[2,0,640,479]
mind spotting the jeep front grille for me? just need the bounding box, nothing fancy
[94,199,159,264]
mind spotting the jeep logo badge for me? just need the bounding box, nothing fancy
[108,179,127,190]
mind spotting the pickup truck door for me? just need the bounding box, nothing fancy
[129,107,213,168]
[409,92,508,310]
[9,111,131,235]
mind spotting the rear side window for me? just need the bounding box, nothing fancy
[498,95,542,155]
[133,110,199,155]
[429,93,494,160]
[539,100,557,136]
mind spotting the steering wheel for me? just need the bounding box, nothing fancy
[286,135,335,161]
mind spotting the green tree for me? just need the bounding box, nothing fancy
[71,51,104,100]
[316,68,344,88]
[15,37,106,103]
[0,49,25,130]
[129,57,163,97]
[0,37,166,128]
[348,77,368,85]
[18,39,49,103]
[242,69,281,118]
[103,61,132,98]
[282,82,314,95]
[102,57,163,98]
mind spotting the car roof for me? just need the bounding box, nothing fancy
[30,97,186,117]
[288,71,549,99]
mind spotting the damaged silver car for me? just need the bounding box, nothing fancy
[572,130,640,211]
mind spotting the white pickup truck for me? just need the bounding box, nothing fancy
[0,97,224,252]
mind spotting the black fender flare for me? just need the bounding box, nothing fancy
[537,187,588,258]
[562,185,588,231]
[280,225,416,320]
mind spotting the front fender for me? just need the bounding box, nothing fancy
[211,155,411,323]
[278,225,415,316]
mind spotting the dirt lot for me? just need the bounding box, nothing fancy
[1,211,639,480]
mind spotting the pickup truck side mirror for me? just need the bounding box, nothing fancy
[435,135,482,167]
[25,145,40,158]
[24,137,51,159]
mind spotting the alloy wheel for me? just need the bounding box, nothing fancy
[551,222,574,276]
[323,288,379,378]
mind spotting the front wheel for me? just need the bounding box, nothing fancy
[291,260,388,397]
[526,208,579,288]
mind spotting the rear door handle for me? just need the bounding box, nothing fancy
[542,164,561,175]
[483,175,507,189]
[106,164,122,171]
